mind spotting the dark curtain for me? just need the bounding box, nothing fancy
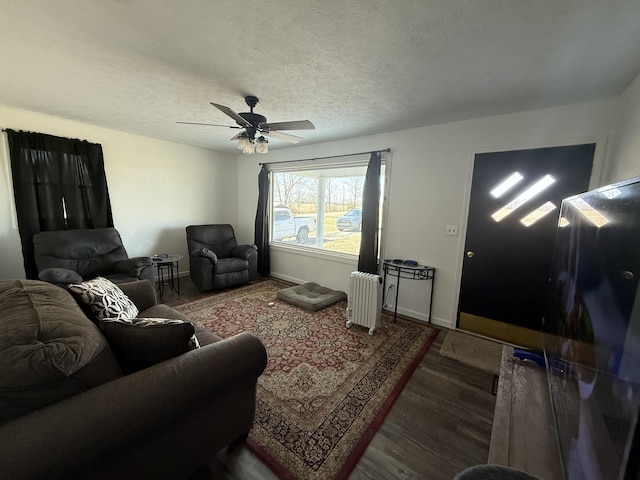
[6,129,113,279]
[254,164,271,276]
[357,151,382,274]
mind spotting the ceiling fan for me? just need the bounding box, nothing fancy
[178,95,315,153]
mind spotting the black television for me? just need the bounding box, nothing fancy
[542,175,640,480]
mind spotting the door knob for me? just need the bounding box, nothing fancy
[466,251,475,258]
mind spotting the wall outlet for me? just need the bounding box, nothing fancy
[445,225,458,236]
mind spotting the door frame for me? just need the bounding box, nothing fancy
[449,136,608,333]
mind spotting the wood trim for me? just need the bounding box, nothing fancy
[489,346,563,479]
[459,312,543,350]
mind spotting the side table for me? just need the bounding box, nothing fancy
[382,260,435,323]
[152,255,183,298]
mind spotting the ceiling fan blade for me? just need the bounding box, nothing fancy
[261,120,315,131]
[265,130,304,144]
[210,102,252,128]
[229,132,244,141]
[176,121,242,128]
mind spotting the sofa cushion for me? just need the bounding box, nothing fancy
[215,257,249,274]
[100,318,200,373]
[0,279,123,425]
[193,325,223,346]
[37,267,84,284]
[68,276,139,320]
[104,273,144,284]
[33,227,130,280]
[136,303,223,346]
[139,303,193,322]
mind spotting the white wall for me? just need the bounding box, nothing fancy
[606,71,640,183]
[236,98,621,329]
[0,106,236,279]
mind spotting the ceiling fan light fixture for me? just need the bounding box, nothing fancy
[242,142,255,154]
[237,134,254,153]
[243,142,255,155]
[255,136,268,154]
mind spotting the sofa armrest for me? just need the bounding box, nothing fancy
[38,267,83,285]
[118,279,158,311]
[113,257,153,276]
[190,247,217,263]
[231,244,258,260]
[0,332,267,480]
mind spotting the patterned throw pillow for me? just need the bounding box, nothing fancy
[68,277,139,321]
[100,317,200,373]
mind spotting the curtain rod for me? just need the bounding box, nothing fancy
[258,148,390,167]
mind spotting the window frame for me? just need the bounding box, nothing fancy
[267,154,390,262]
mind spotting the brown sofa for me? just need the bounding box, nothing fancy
[0,279,267,480]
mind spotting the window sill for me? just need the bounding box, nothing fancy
[269,242,359,266]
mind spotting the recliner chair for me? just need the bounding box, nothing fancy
[33,227,153,287]
[186,224,258,291]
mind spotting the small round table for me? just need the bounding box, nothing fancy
[151,255,183,298]
[382,259,435,323]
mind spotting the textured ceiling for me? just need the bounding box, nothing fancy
[1,0,640,153]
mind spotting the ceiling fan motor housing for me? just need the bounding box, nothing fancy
[238,113,266,140]
[186,95,313,145]
[239,95,268,138]
[245,95,259,109]
[238,112,266,127]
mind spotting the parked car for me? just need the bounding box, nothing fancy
[336,208,362,232]
[272,205,317,243]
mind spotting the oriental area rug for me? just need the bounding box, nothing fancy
[176,279,439,480]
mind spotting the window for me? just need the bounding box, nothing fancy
[269,158,386,256]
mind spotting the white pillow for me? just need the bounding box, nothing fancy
[68,277,139,321]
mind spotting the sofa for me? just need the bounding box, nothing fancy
[33,227,154,287]
[186,224,258,291]
[0,278,267,480]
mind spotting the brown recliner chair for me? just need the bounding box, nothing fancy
[186,224,258,291]
[33,227,153,287]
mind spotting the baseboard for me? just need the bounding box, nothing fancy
[268,272,305,285]
[381,307,450,329]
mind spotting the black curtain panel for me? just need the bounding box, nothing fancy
[254,164,271,276]
[357,151,382,274]
[6,129,113,279]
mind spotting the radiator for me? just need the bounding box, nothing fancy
[346,271,383,334]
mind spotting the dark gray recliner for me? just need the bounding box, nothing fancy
[33,227,153,287]
[186,224,258,291]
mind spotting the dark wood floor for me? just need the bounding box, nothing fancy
[163,277,496,480]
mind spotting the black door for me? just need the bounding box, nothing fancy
[458,144,595,345]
